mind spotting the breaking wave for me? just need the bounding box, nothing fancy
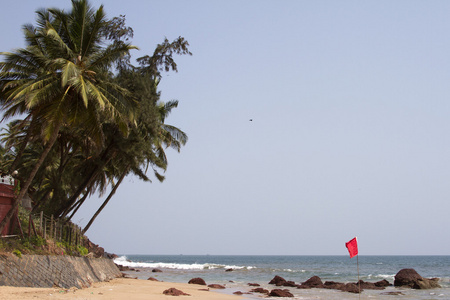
[114,256,254,270]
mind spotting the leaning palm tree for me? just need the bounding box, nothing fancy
[0,0,138,233]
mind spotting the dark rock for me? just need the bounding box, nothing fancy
[282,280,297,287]
[208,284,225,289]
[394,269,441,289]
[269,289,294,297]
[269,275,287,286]
[357,280,385,290]
[115,264,130,271]
[163,288,190,296]
[188,277,206,285]
[414,278,441,289]
[374,279,391,287]
[250,287,269,294]
[233,291,251,295]
[296,284,312,289]
[339,283,361,294]
[302,276,323,288]
[147,277,159,281]
[248,283,260,286]
[394,269,422,287]
[106,253,118,259]
[152,268,162,272]
[323,281,345,290]
[225,268,233,272]
[83,238,105,258]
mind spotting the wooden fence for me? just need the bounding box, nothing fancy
[25,212,84,247]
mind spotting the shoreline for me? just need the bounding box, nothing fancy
[0,277,245,300]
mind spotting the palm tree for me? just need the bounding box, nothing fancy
[0,0,138,233]
[82,100,188,234]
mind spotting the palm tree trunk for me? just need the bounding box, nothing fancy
[65,192,89,222]
[56,142,116,218]
[82,165,129,234]
[0,120,62,234]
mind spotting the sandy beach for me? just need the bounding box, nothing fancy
[0,277,244,300]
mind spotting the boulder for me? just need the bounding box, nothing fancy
[357,280,385,290]
[301,276,323,288]
[147,277,159,281]
[250,287,269,294]
[115,264,130,271]
[374,279,391,287]
[296,284,311,289]
[269,289,294,297]
[269,275,287,286]
[208,284,225,289]
[323,281,345,290]
[394,269,441,289]
[282,280,297,287]
[414,278,441,289]
[233,291,251,295]
[339,283,361,294]
[188,277,206,285]
[106,253,118,259]
[163,288,190,296]
[248,283,260,286]
[152,268,163,272]
[394,269,422,287]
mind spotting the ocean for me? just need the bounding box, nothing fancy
[114,255,450,299]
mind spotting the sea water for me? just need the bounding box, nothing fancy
[114,255,450,299]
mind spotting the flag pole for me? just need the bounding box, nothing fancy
[357,254,361,299]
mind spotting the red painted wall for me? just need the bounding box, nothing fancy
[0,180,17,236]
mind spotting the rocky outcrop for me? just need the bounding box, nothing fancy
[147,277,159,281]
[394,269,441,289]
[269,289,294,297]
[188,277,206,285]
[248,282,260,286]
[250,287,269,294]
[374,279,390,287]
[341,283,360,293]
[269,275,287,286]
[163,288,190,296]
[301,276,323,288]
[83,238,105,258]
[357,280,385,290]
[323,281,345,290]
[269,274,395,294]
[208,284,225,289]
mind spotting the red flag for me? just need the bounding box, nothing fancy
[345,237,358,258]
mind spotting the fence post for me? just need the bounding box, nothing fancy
[43,217,47,239]
[50,215,53,239]
[40,211,43,234]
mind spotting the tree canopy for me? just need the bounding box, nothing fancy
[0,0,190,233]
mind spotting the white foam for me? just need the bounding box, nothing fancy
[376,274,395,280]
[114,256,253,270]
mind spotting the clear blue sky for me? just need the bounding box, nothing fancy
[1,0,450,255]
